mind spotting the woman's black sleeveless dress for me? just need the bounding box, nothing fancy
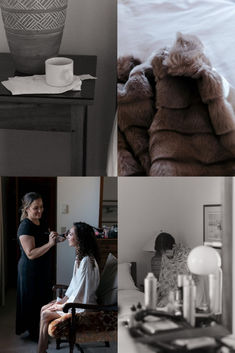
[16,218,53,337]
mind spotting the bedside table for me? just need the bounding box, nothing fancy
[0,53,97,176]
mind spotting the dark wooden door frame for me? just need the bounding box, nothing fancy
[99,177,104,228]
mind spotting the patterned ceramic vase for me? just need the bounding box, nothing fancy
[0,0,68,74]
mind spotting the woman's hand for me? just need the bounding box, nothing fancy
[56,230,68,243]
[49,303,64,312]
[19,230,59,260]
[56,235,66,243]
[48,231,58,247]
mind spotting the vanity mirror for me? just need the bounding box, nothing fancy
[98,177,117,270]
[99,177,117,228]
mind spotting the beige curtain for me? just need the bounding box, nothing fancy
[106,113,117,176]
[0,178,5,306]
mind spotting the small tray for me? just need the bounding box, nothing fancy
[129,310,228,352]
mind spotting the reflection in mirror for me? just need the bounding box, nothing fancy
[99,176,117,229]
[98,176,118,270]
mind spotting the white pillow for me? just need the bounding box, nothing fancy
[118,262,138,290]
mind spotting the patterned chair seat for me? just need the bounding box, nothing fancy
[48,310,117,343]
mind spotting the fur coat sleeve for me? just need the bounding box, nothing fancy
[118,33,235,176]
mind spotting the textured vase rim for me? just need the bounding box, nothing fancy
[1,8,67,32]
[0,0,68,74]
[0,6,68,13]
[0,0,68,11]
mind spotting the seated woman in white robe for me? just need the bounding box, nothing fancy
[37,222,100,353]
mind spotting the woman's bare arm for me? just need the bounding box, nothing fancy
[19,232,57,260]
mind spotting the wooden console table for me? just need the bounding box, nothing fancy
[0,53,97,176]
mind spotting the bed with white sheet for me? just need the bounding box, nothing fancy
[117,0,235,176]
[118,0,235,86]
[118,262,145,353]
[118,263,144,321]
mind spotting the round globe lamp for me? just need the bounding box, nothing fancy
[187,245,222,315]
[187,245,221,275]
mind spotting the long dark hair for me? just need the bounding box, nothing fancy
[20,192,42,221]
[74,222,100,268]
[154,232,175,255]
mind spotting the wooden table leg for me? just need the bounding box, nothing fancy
[70,105,88,176]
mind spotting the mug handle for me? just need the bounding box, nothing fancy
[63,69,74,84]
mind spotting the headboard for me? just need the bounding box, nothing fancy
[130,262,137,285]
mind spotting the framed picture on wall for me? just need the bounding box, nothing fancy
[101,200,117,227]
[203,204,222,248]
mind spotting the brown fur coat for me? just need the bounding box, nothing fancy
[118,33,235,176]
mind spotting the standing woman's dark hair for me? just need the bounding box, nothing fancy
[151,232,175,280]
[73,222,100,267]
[154,232,175,255]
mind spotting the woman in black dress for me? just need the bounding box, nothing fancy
[16,192,58,339]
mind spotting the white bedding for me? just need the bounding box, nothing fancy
[118,289,145,321]
[118,289,145,353]
[118,0,235,87]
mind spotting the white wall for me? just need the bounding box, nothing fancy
[56,177,100,284]
[0,0,116,175]
[118,177,223,285]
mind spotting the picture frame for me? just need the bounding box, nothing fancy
[203,204,222,247]
[101,200,117,227]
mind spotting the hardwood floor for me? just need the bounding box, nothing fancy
[0,288,117,353]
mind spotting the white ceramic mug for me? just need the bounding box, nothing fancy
[45,57,74,87]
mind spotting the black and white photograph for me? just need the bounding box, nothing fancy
[118,177,234,352]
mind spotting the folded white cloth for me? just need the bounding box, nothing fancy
[221,335,235,349]
[1,74,96,95]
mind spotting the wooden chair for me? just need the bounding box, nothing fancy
[48,254,117,353]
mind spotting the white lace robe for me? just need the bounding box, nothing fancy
[57,256,100,316]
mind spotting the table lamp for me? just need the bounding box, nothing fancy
[143,233,158,277]
[187,245,222,315]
